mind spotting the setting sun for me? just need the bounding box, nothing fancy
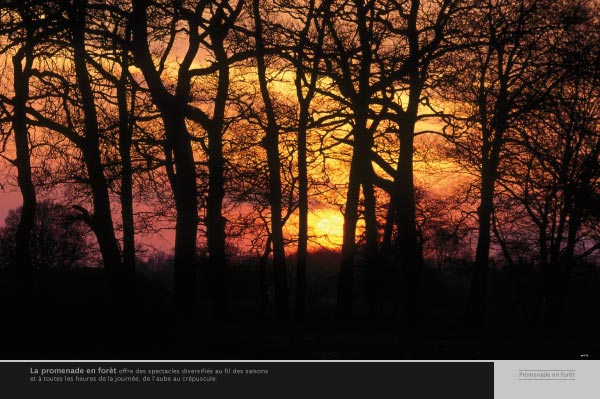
[310,211,345,249]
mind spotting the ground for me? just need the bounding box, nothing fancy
[0,264,598,360]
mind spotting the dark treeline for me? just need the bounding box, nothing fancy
[0,0,599,337]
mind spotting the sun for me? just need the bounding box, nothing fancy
[309,210,344,249]
[315,217,333,235]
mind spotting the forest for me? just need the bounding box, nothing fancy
[0,0,599,359]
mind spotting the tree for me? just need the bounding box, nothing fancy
[316,0,386,319]
[131,0,245,315]
[273,0,328,319]
[130,0,201,311]
[375,0,465,322]
[1,1,133,299]
[83,0,139,276]
[0,201,95,271]
[67,0,126,292]
[498,2,600,323]
[0,1,71,296]
[252,0,299,318]
[439,0,568,326]
[317,0,466,321]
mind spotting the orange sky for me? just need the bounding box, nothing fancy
[0,22,471,254]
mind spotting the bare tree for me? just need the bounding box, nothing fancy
[1,1,129,298]
[316,0,385,319]
[441,0,571,326]
[498,3,600,323]
[131,0,246,314]
[376,0,465,322]
[0,2,45,288]
[252,0,293,318]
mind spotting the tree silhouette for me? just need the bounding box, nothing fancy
[499,4,600,323]
[0,1,43,289]
[0,201,95,271]
[375,0,465,322]
[440,0,569,327]
[252,0,292,318]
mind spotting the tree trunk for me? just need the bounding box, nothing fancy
[466,165,495,327]
[544,198,581,326]
[253,0,289,318]
[335,112,369,320]
[205,135,228,318]
[205,36,230,319]
[336,0,374,319]
[362,162,382,319]
[295,114,309,320]
[259,237,272,317]
[131,0,199,311]
[394,130,422,322]
[336,152,361,320]
[117,52,136,286]
[294,5,324,318]
[393,6,424,322]
[70,1,124,287]
[166,111,199,311]
[12,49,36,293]
[266,138,289,319]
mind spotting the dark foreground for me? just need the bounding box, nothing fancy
[0,266,598,360]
